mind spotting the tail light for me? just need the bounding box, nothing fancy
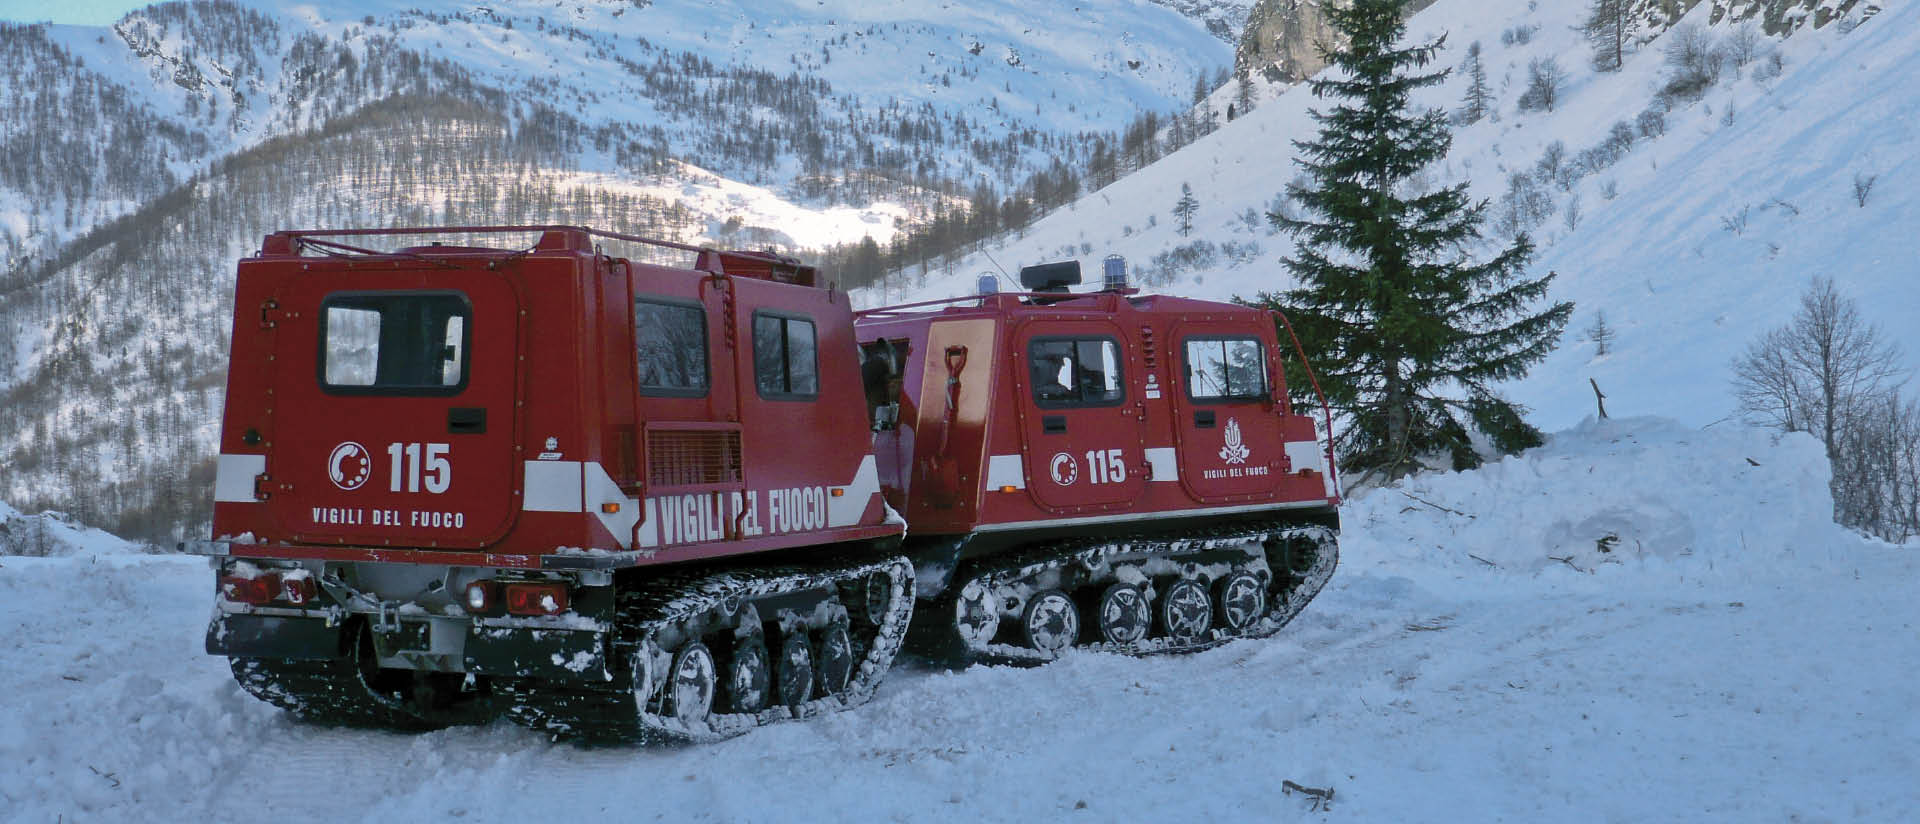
[281,575,318,606]
[219,573,280,606]
[465,580,500,615]
[504,582,570,616]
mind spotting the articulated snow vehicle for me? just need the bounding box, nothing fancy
[193,226,1338,742]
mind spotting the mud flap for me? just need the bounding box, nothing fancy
[465,627,610,681]
[206,613,347,660]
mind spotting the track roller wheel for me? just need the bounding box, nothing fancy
[1158,579,1212,643]
[775,631,814,709]
[667,642,718,724]
[816,624,854,697]
[1094,582,1151,644]
[954,578,1001,646]
[1214,570,1267,632]
[726,635,771,714]
[1021,590,1080,657]
[860,570,895,626]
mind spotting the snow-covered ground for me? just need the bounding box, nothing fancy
[4,417,1914,821]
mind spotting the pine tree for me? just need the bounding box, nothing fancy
[1173,183,1199,237]
[1456,41,1492,125]
[1585,310,1615,356]
[1249,0,1573,482]
[1581,0,1637,72]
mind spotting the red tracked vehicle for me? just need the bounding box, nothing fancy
[856,260,1338,661]
[192,225,1339,742]
[197,226,913,742]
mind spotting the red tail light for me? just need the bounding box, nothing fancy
[281,576,318,606]
[504,582,570,616]
[219,573,280,606]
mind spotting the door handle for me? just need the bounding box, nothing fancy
[448,407,487,434]
[1042,415,1067,435]
[1194,410,1216,428]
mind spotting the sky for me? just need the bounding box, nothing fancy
[0,0,148,25]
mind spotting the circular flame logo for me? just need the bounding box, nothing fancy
[327,441,372,491]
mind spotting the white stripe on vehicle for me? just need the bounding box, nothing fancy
[214,454,266,503]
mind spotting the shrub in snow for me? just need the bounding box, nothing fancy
[1852,172,1876,207]
[1516,57,1565,113]
[1659,24,1726,103]
[1636,107,1667,138]
[1495,172,1554,238]
[1500,24,1537,46]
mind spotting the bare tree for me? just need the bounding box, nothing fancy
[1733,277,1906,459]
[1517,57,1566,113]
[1580,0,1637,72]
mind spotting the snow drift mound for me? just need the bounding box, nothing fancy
[0,501,147,557]
[1342,417,1857,584]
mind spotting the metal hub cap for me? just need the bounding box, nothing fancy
[1095,582,1151,644]
[667,642,717,723]
[1022,590,1080,656]
[1216,571,1267,632]
[776,632,814,709]
[728,637,771,714]
[1160,579,1212,643]
[816,624,855,696]
[955,579,1002,645]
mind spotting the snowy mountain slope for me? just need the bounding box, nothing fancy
[3,0,1232,258]
[3,417,1914,821]
[865,0,1913,433]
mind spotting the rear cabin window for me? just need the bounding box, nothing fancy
[319,292,470,395]
[752,313,819,399]
[1184,337,1266,401]
[1029,338,1124,407]
[635,298,708,396]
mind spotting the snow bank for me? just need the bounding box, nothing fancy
[1342,417,1857,587]
[2,419,1914,823]
[0,502,148,558]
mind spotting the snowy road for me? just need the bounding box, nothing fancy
[5,419,1917,822]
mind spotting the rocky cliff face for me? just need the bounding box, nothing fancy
[1234,0,1437,84]
[1234,0,1868,84]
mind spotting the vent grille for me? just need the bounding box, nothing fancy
[646,428,742,487]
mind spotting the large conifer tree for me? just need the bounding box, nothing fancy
[1251,0,1572,483]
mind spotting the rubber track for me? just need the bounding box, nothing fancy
[503,553,914,745]
[229,655,440,730]
[945,523,1338,665]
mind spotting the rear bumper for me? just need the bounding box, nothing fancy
[206,610,610,681]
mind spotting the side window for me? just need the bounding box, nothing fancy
[635,298,708,396]
[319,292,470,395]
[752,313,818,399]
[1029,337,1124,408]
[1184,337,1266,401]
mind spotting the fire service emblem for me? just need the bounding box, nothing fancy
[327,441,373,490]
[1049,452,1080,486]
[1219,418,1251,465]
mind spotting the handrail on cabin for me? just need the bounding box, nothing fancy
[261,224,810,280]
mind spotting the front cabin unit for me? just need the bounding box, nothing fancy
[210,226,897,573]
[855,286,1340,587]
